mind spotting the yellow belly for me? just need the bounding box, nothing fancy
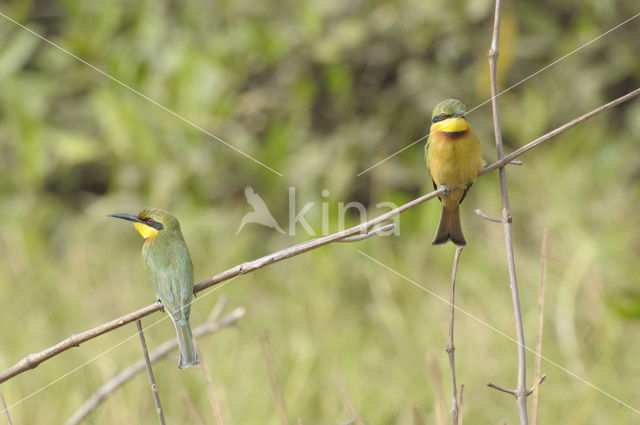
[426,130,483,211]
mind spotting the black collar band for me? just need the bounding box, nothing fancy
[441,130,468,138]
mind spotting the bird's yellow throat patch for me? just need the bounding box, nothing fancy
[134,222,159,241]
[431,117,470,135]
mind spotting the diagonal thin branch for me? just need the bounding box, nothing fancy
[0,87,638,386]
[479,87,640,177]
[63,307,244,425]
[0,394,12,425]
[487,1,529,423]
[136,320,166,425]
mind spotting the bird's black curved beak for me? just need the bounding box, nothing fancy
[108,213,144,223]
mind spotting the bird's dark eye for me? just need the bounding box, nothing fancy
[147,218,154,224]
[432,113,449,124]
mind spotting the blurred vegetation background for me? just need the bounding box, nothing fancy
[1,0,639,423]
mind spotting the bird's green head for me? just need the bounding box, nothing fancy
[431,99,467,121]
[430,99,469,135]
[108,208,180,241]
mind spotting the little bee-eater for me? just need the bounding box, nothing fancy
[109,208,199,369]
[426,99,484,246]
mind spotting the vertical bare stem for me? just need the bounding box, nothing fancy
[446,246,464,425]
[458,384,465,425]
[259,331,289,425]
[487,1,529,423]
[413,406,426,425]
[136,320,166,425]
[531,229,548,425]
[0,393,13,425]
[195,343,225,425]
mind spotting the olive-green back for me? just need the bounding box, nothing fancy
[142,228,194,323]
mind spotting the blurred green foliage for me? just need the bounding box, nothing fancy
[1,0,639,423]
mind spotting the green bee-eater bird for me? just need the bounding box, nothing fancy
[109,208,199,369]
[426,99,484,246]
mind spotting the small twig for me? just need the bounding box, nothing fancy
[0,393,13,425]
[63,308,244,425]
[446,247,463,425]
[488,0,529,423]
[180,390,207,425]
[335,374,368,425]
[474,209,504,223]
[531,229,548,425]
[195,342,225,425]
[1,88,638,386]
[487,382,516,397]
[136,320,166,425]
[527,374,547,396]
[491,374,547,398]
[259,331,289,425]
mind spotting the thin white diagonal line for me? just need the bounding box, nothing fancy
[356,11,640,177]
[0,274,240,415]
[0,11,283,177]
[356,249,640,415]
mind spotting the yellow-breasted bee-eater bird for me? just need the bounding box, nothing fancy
[426,99,484,246]
[109,208,199,369]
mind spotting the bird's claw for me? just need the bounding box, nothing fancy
[156,299,165,313]
[440,185,450,196]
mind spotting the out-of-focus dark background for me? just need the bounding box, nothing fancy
[1,0,639,423]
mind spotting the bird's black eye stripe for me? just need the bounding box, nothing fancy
[152,221,164,230]
[432,114,449,123]
[142,218,164,230]
[432,112,467,123]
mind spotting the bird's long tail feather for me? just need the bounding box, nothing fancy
[173,319,199,369]
[432,205,466,247]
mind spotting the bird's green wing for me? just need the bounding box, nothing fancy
[142,232,194,321]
